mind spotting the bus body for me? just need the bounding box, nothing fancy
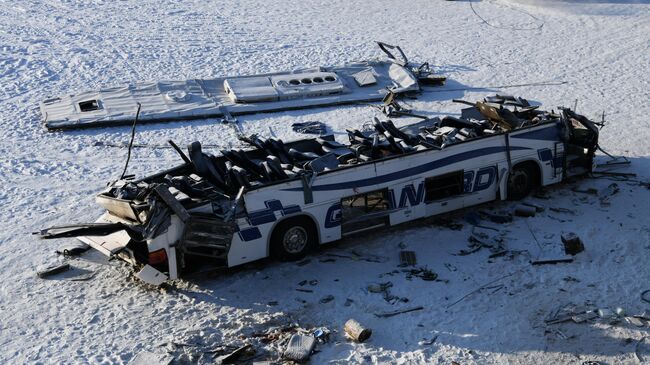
[39,100,599,284]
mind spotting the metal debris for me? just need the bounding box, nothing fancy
[444,263,458,272]
[215,344,253,365]
[319,295,334,304]
[563,276,580,282]
[344,319,372,342]
[626,317,646,327]
[561,232,585,255]
[64,269,97,282]
[36,262,70,278]
[514,204,536,217]
[404,267,438,281]
[447,270,521,308]
[55,241,91,256]
[599,183,620,206]
[326,251,389,263]
[374,306,424,318]
[367,282,407,304]
[633,311,650,320]
[312,327,331,343]
[544,303,638,326]
[642,290,650,304]
[292,121,328,135]
[549,207,577,215]
[571,311,598,323]
[531,256,574,265]
[136,265,168,286]
[522,202,545,212]
[462,226,506,256]
[481,211,513,223]
[546,303,598,325]
[283,334,315,362]
[418,335,438,346]
[572,187,598,195]
[399,250,417,266]
[368,282,393,293]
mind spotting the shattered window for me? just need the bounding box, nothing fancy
[341,189,390,234]
[424,170,464,202]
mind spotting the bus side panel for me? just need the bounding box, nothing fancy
[229,181,307,266]
[307,201,342,244]
[509,122,565,186]
[230,182,345,266]
[389,178,426,225]
[226,121,568,267]
[457,136,507,208]
[226,230,263,267]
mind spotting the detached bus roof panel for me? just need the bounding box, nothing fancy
[41,46,425,130]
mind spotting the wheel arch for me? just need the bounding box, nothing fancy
[511,159,543,187]
[501,159,543,200]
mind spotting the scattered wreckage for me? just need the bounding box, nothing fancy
[39,42,445,130]
[37,95,600,284]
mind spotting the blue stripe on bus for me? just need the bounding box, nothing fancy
[511,125,561,141]
[282,146,531,192]
[239,227,262,241]
[246,199,302,231]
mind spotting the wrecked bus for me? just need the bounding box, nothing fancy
[39,95,599,284]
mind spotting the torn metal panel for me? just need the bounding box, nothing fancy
[153,184,190,222]
[531,256,574,265]
[374,306,424,318]
[36,263,70,278]
[35,222,133,239]
[77,228,133,257]
[136,265,168,286]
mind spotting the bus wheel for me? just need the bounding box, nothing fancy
[507,164,534,200]
[271,217,316,261]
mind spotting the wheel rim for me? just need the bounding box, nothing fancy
[282,226,308,254]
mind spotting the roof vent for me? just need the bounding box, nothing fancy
[79,100,100,112]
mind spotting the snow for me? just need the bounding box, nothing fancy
[1,0,650,363]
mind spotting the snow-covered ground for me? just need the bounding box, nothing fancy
[1,0,650,363]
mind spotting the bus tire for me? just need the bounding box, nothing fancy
[507,163,536,200]
[270,216,317,261]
